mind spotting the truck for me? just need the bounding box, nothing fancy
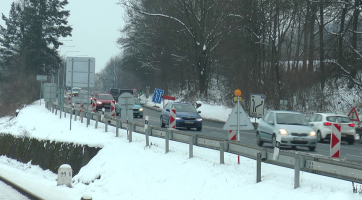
[109,88,134,101]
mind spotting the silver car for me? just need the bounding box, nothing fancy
[256,110,317,151]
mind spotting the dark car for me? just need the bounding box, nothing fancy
[115,98,144,118]
[160,102,202,131]
[94,94,114,110]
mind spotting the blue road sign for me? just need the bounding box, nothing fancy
[152,88,164,104]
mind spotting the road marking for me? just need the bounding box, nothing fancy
[317,142,362,152]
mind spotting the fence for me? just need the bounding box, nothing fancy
[46,101,362,189]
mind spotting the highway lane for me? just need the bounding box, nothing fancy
[71,103,362,163]
[133,107,362,163]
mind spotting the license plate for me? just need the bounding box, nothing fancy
[293,137,306,141]
[185,121,194,124]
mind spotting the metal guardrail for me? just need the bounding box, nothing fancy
[46,101,362,187]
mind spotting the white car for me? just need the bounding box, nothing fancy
[308,113,356,144]
[256,110,317,151]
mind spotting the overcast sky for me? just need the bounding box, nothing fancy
[0,0,125,73]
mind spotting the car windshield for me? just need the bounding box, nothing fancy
[173,104,197,112]
[98,95,113,100]
[276,113,309,125]
[327,116,351,123]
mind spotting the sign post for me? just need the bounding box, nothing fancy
[36,75,47,106]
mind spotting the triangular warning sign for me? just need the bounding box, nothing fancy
[223,102,254,130]
[348,107,360,121]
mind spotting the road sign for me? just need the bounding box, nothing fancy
[120,110,133,123]
[110,100,116,117]
[223,102,254,130]
[133,88,137,94]
[348,107,360,121]
[330,124,341,158]
[249,94,265,118]
[169,108,176,129]
[152,88,164,104]
[273,134,281,160]
[36,75,47,81]
[65,57,95,87]
[43,83,57,102]
[118,92,135,110]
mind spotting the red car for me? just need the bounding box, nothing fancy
[94,94,114,110]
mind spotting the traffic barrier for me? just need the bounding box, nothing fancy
[92,98,97,112]
[330,123,341,158]
[110,100,116,117]
[169,108,176,129]
[228,130,236,140]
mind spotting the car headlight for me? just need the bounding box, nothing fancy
[196,118,202,121]
[279,129,288,135]
[176,117,181,120]
[139,108,143,111]
[97,102,102,104]
[310,131,316,136]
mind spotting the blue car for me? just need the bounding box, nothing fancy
[160,102,202,131]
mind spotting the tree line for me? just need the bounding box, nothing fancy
[0,0,71,116]
[97,0,362,114]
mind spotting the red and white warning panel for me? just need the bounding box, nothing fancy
[169,108,176,129]
[330,123,341,158]
[68,94,71,105]
[92,98,97,112]
[110,100,116,117]
[228,130,236,140]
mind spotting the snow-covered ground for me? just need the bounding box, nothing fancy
[0,100,361,199]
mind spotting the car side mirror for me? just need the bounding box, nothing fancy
[310,123,314,126]
[198,111,201,113]
[268,121,274,125]
[166,109,170,112]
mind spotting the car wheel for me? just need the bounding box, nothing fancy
[160,117,165,128]
[317,131,323,142]
[308,146,316,151]
[140,115,143,118]
[256,132,263,146]
[197,127,202,131]
[272,134,276,147]
[347,138,355,145]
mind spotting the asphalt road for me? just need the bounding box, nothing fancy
[70,102,362,163]
[132,107,362,163]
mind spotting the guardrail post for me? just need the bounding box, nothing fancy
[55,106,57,115]
[105,117,108,132]
[220,141,224,164]
[87,112,91,126]
[51,105,54,113]
[294,157,300,189]
[59,109,62,119]
[81,111,84,123]
[189,136,193,158]
[257,153,261,183]
[95,114,99,128]
[146,126,150,147]
[64,108,67,118]
[129,122,133,143]
[116,118,119,137]
[165,129,170,153]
